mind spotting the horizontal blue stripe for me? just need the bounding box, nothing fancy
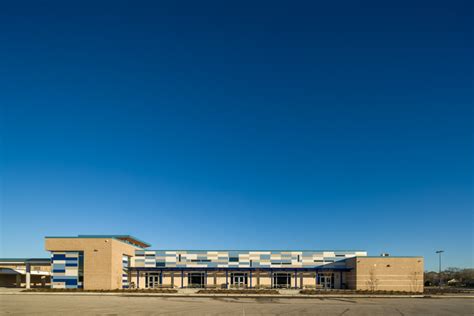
[52,254,66,260]
[53,276,78,280]
[62,279,78,286]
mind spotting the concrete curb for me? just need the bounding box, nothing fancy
[2,292,473,299]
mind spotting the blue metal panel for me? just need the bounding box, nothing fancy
[132,250,361,270]
[52,254,66,260]
[50,251,82,289]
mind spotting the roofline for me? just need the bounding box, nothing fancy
[0,258,50,262]
[77,235,151,247]
[45,235,150,248]
[141,249,367,252]
[358,256,423,258]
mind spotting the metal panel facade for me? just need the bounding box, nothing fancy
[51,251,83,289]
[133,250,367,269]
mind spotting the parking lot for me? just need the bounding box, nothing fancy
[0,294,473,315]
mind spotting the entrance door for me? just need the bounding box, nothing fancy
[232,273,247,288]
[188,273,205,288]
[320,274,333,289]
[235,275,244,287]
[146,273,161,288]
[273,273,291,288]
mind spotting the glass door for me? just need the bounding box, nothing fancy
[231,273,247,288]
[146,273,161,288]
[320,274,332,289]
[273,273,291,288]
[234,275,244,288]
[188,273,205,288]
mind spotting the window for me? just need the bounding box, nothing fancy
[188,273,205,288]
[297,255,301,262]
[78,252,84,286]
[191,259,211,263]
[229,257,239,262]
[273,273,291,288]
[178,254,182,262]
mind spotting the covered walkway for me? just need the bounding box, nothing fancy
[0,259,51,288]
[130,267,351,290]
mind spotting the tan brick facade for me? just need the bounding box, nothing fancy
[346,257,424,292]
[42,236,424,292]
[45,237,139,290]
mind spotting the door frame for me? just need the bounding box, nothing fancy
[231,273,247,288]
[272,272,291,288]
[146,273,161,288]
[188,272,205,288]
[319,273,333,289]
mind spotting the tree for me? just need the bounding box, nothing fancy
[409,271,421,292]
[424,268,474,288]
[366,268,379,291]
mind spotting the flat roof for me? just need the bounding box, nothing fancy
[360,256,423,258]
[45,235,151,248]
[142,249,366,252]
[0,258,50,264]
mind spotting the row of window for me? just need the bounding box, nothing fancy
[142,272,336,288]
[159,254,342,263]
[162,258,337,264]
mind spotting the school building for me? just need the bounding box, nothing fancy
[0,235,424,292]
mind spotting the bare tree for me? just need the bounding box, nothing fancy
[409,271,421,292]
[366,268,379,291]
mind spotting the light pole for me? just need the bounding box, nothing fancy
[436,250,444,287]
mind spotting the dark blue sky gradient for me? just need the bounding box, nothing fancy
[1,1,472,270]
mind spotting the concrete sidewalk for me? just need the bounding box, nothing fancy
[1,290,473,299]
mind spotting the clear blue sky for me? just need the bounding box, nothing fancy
[0,1,472,271]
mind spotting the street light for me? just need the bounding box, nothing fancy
[436,250,444,287]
